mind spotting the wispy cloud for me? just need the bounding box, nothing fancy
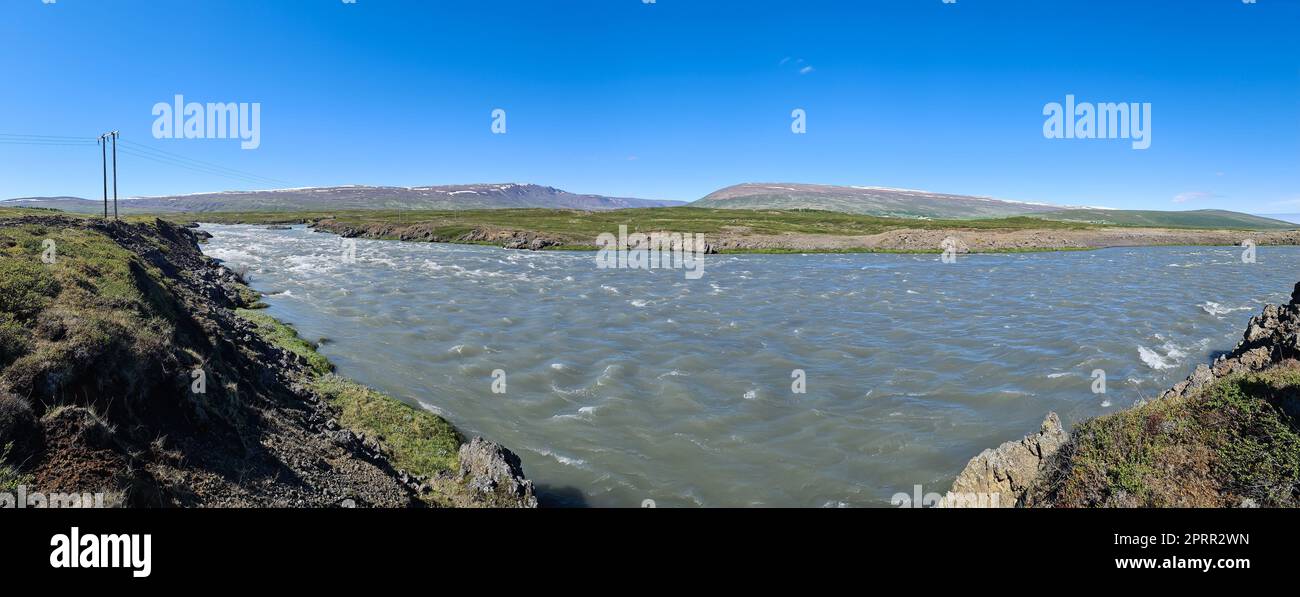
[781,57,814,75]
[1171,191,1221,204]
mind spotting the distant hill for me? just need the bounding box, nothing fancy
[1030,209,1296,230]
[1,184,682,214]
[692,183,1063,219]
[1258,213,1300,225]
[691,183,1296,230]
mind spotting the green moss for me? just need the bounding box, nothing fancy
[313,374,462,478]
[236,286,268,309]
[234,309,333,376]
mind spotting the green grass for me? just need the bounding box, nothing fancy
[313,375,462,477]
[234,309,333,377]
[1034,366,1300,507]
[0,443,30,492]
[1031,208,1296,230]
[232,308,465,481]
[0,206,72,218]
[164,207,1093,238]
[0,222,176,396]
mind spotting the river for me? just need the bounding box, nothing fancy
[201,224,1300,507]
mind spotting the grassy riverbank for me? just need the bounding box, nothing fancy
[0,213,534,507]
[165,206,1090,236]
[7,205,1296,254]
[234,308,464,478]
[156,206,1298,254]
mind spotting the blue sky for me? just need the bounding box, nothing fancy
[2,0,1296,213]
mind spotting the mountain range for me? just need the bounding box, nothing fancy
[1,184,682,213]
[693,183,1065,219]
[691,183,1294,229]
[4,182,1294,230]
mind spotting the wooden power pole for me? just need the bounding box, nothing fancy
[111,131,119,220]
[98,133,108,218]
[98,131,119,220]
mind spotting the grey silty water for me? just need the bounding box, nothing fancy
[200,224,1300,507]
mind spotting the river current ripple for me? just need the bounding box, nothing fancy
[201,224,1300,507]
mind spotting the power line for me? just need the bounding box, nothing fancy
[0,133,95,141]
[0,135,96,146]
[116,138,292,186]
[2,131,294,188]
[115,146,287,186]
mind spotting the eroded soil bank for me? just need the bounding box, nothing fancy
[0,215,535,508]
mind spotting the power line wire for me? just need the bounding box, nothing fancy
[0,133,95,141]
[2,132,294,188]
[116,138,291,186]
[115,146,286,186]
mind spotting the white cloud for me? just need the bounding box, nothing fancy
[781,57,814,75]
[1171,191,1220,204]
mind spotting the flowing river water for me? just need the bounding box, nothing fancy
[200,224,1300,507]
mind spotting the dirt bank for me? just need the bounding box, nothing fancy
[0,215,535,508]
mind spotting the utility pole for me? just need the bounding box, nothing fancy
[111,131,119,220]
[97,131,118,220]
[98,133,108,219]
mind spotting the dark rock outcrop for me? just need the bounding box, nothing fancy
[455,437,538,508]
[1160,284,1300,401]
